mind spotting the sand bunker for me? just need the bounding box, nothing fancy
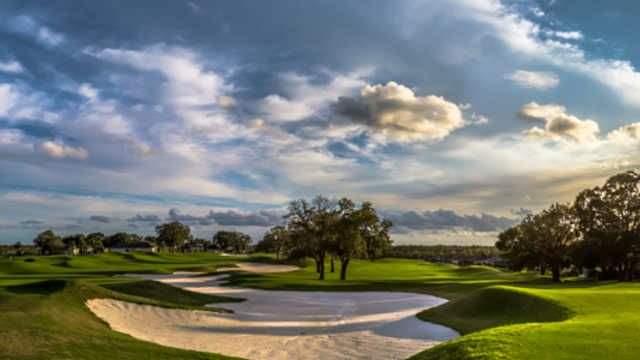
[88,265,458,359]
[218,262,299,273]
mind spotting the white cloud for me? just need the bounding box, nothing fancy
[88,45,237,139]
[217,95,236,108]
[459,1,640,107]
[260,94,314,121]
[187,1,201,13]
[607,123,640,142]
[545,30,583,41]
[0,60,25,74]
[0,83,56,121]
[506,70,559,90]
[334,81,466,142]
[39,141,88,160]
[519,102,600,143]
[470,113,489,125]
[259,70,367,122]
[78,83,99,101]
[10,15,64,47]
[37,26,64,46]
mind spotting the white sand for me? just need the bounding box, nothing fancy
[218,262,300,273]
[88,265,458,359]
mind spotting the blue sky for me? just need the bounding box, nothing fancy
[1,0,640,245]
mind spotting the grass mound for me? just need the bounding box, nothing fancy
[102,279,243,306]
[418,285,572,334]
[0,279,238,359]
[5,279,68,295]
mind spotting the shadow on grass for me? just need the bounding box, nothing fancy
[5,279,68,295]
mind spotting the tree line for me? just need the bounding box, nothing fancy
[386,245,501,265]
[31,222,253,255]
[255,196,392,280]
[497,170,640,282]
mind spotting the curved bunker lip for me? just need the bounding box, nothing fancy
[89,267,459,360]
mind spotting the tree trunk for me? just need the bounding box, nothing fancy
[539,265,546,275]
[340,258,350,280]
[330,256,335,273]
[315,259,321,273]
[551,265,561,282]
[318,253,325,280]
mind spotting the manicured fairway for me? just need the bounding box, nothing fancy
[1,253,640,359]
[227,258,640,360]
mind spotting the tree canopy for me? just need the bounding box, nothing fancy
[212,230,251,254]
[498,170,640,282]
[155,221,191,251]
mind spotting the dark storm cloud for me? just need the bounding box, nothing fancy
[383,209,517,233]
[166,208,283,227]
[510,208,533,217]
[208,210,284,226]
[167,208,214,226]
[127,214,161,222]
[20,219,43,225]
[89,215,112,223]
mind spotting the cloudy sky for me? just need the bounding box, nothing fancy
[1,0,639,245]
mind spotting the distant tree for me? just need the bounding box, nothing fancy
[13,242,23,256]
[155,222,191,251]
[143,235,158,245]
[286,196,338,280]
[359,202,393,261]
[33,230,65,255]
[62,234,87,254]
[497,218,545,273]
[212,230,251,253]
[332,198,364,280]
[103,232,135,248]
[386,245,501,265]
[574,170,640,280]
[535,203,578,282]
[256,225,289,260]
[85,232,105,253]
[498,204,576,282]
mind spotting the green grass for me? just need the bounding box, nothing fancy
[0,252,248,360]
[416,285,572,334]
[0,252,242,275]
[101,279,244,307]
[411,282,640,360]
[224,258,536,298]
[0,279,241,359]
[3,253,640,359]
[225,257,640,360]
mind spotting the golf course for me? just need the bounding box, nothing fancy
[1,252,638,359]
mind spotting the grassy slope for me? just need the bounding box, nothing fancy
[0,279,241,360]
[0,252,246,360]
[416,285,572,334]
[224,258,536,298]
[3,254,640,359]
[411,282,640,360]
[227,257,640,360]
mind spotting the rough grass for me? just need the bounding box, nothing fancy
[417,285,572,334]
[102,279,244,306]
[0,252,250,360]
[0,279,240,359]
[3,253,640,359]
[225,257,640,360]
[408,282,640,359]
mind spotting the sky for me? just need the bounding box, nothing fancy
[1,0,640,245]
